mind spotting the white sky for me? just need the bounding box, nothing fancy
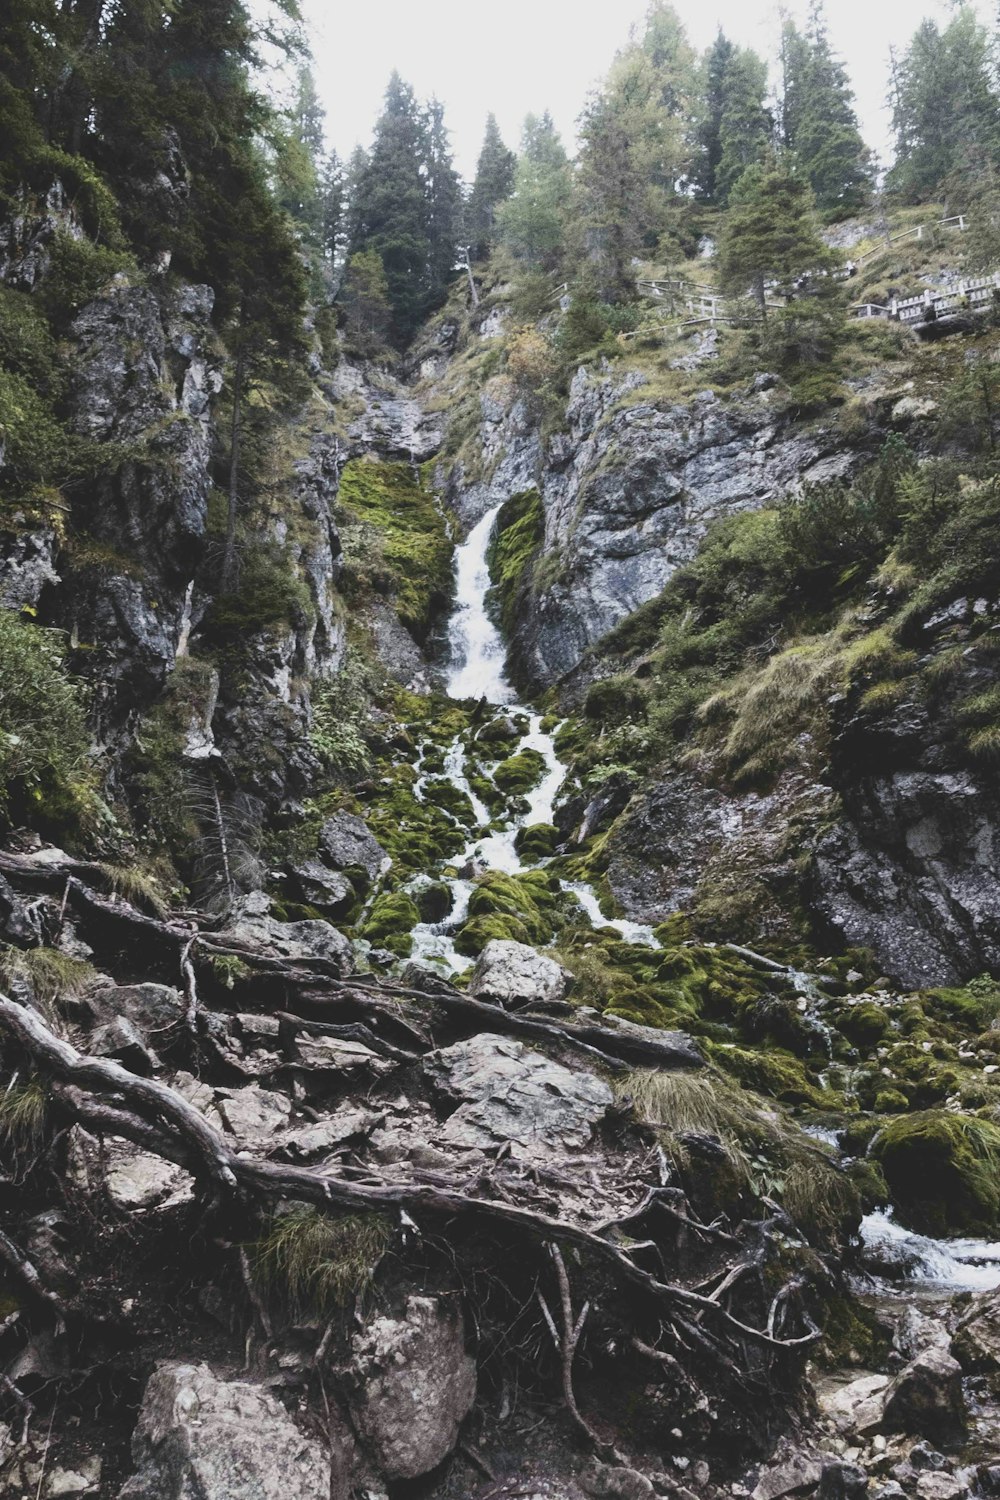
[301,0,994,180]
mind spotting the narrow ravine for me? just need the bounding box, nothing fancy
[406,504,657,971]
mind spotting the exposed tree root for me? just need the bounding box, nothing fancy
[0,991,820,1366]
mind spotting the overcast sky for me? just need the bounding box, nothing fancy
[301,0,993,180]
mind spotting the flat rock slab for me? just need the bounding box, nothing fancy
[118,1361,330,1499]
[469,939,572,1008]
[423,1033,613,1155]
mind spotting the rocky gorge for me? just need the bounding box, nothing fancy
[4,169,1000,1500]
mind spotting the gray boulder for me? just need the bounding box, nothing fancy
[882,1347,966,1440]
[469,939,572,1008]
[349,1296,475,1479]
[423,1034,613,1156]
[118,1362,329,1499]
[318,812,388,886]
[286,856,355,918]
[221,892,353,975]
[953,1288,1000,1372]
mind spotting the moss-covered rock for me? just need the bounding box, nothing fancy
[873,1110,1000,1235]
[837,1001,892,1047]
[492,749,546,797]
[359,891,420,958]
[486,489,544,637]
[514,822,559,861]
[453,870,582,957]
[337,459,453,641]
[413,881,452,923]
[713,1045,832,1108]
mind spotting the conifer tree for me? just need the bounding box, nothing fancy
[320,150,345,265]
[425,98,462,305]
[347,72,432,343]
[576,90,644,301]
[693,31,736,201]
[467,115,516,261]
[779,7,871,218]
[888,6,1000,204]
[717,158,836,315]
[496,113,573,270]
[715,48,772,204]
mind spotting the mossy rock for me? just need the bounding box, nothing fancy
[337,459,453,641]
[873,1109,1000,1235]
[454,869,583,956]
[359,892,420,958]
[873,1088,909,1114]
[713,1045,831,1108]
[486,489,544,636]
[493,749,547,797]
[837,1001,892,1047]
[422,778,476,825]
[454,913,535,957]
[584,674,648,725]
[413,881,452,923]
[514,822,559,862]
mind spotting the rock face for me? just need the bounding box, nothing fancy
[423,1034,613,1155]
[953,1290,1000,1371]
[448,364,857,691]
[118,1361,330,1499]
[469,939,572,1007]
[221,892,354,974]
[349,1296,475,1480]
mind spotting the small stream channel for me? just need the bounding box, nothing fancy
[405,503,657,971]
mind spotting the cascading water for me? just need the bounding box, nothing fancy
[406,503,657,971]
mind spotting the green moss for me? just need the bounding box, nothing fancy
[486,489,544,637]
[492,748,546,797]
[337,459,453,641]
[874,1110,1000,1235]
[837,1001,892,1047]
[713,1045,832,1108]
[422,777,476,825]
[203,543,313,639]
[359,891,420,957]
[363,765,467,879]
[873,1088,909,1114]
[454,869,582,956]
[514,822,559,861]
[584,675,648,725]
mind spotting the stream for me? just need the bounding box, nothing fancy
[406,503,657,972]
[406,507,1000,1308]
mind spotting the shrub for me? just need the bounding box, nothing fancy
[0,611,96,834]
[584,674,647,725]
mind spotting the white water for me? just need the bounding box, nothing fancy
[407,504,658,972]
[859,1209,1000,1294]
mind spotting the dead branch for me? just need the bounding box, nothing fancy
[0,1230,66,1325]
[545,1242,605,1453]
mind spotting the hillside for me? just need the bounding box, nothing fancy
[4,2,1000,1497]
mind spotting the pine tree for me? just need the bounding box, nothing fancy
[340,249,391,353]
[424,98,462,306]
[576,90,644,301]
[320,150,344,265]
[496,113,573,270]
[717,158,837,315]
[714,48,772,204]
[779,6,871,218]
[466,114,516,261]
[273,68,326,243]
[888,5,1000,204]
[693,31,736,201]
[347,72,432,343]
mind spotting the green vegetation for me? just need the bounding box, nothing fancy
[359,890,421,956]
[492,748,546,797]
[337,460,453,640]
[455,870,582,956]
[252,1206,392,1317]
[0,613,98,839]
[487,490,544,638]
[874,1111,1000,1235]
[0,1076,47,1161]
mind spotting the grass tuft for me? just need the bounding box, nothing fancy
[251,1206,392,1316]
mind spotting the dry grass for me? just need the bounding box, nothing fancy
[0,1076,47,1160]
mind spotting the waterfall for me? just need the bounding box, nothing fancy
[406,504,657,972]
